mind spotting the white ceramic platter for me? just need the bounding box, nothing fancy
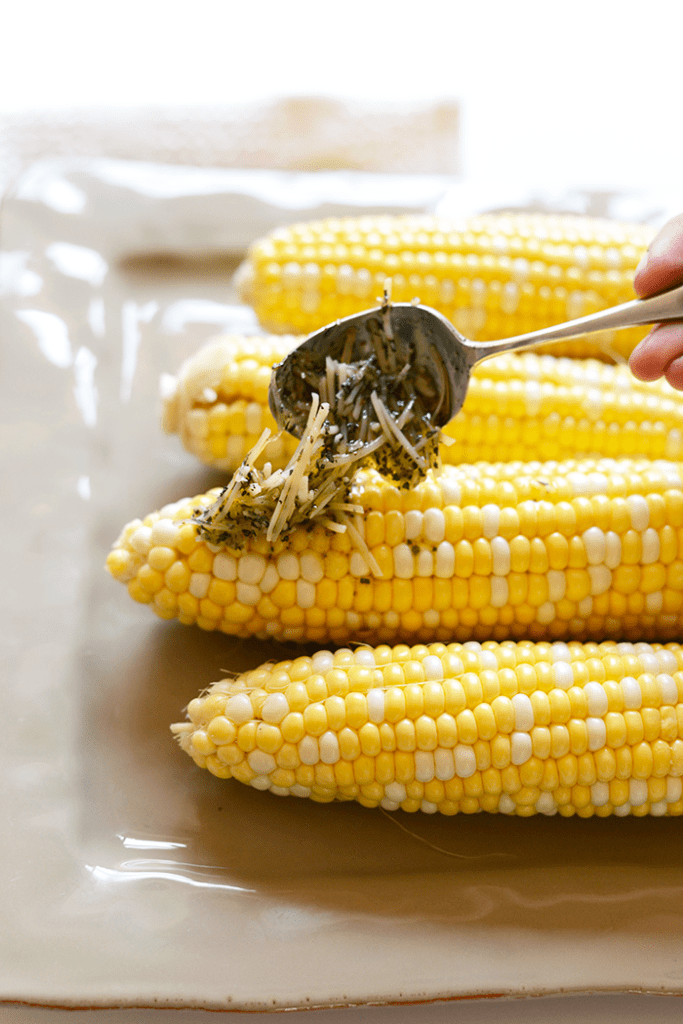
[2,159,683,1012]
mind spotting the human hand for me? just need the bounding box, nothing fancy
[629,213,683,388]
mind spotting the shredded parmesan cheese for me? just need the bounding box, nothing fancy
[192,297,444,569]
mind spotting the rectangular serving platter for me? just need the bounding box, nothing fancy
[2,159,683,1010]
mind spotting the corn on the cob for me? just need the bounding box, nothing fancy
[236,212,654,361]
[171,639,683,818]
[160,333,300,471]
[162,337,683,473]
[107,456,683,646]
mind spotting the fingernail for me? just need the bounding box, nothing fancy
[635,250,649,278]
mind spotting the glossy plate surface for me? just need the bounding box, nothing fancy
[2,160,683,1011]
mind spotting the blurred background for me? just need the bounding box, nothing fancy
[0,0,679,202]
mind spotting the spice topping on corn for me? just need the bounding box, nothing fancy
[192,293,443,551]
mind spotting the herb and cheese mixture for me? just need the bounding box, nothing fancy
[192,297,444,558]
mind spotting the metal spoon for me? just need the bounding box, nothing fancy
[269,282,683,435]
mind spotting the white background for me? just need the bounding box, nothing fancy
[2,0,682,190]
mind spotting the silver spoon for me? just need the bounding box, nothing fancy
[269,282,683,436]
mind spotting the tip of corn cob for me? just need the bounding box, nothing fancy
[234,259,254,307]
[159,372,179,434]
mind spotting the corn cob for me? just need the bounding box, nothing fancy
[160,333,300,471]
[162,337,683,473]
[107,456,683,646]
[171,639,683,818]
[235,212,654,361]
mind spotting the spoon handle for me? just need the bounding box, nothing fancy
[465,281,683,364]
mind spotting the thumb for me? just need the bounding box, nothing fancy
[634,213,683,297]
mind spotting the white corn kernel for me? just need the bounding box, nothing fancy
[511,693,534,731]
[248,750,276,775]
[318,731,340,764]
[590,782,610,807]
[404,510,423,540]
[582,527,606,565]
[415,751,436,782]
[586,717,607,751]
[434,747,455,781]
[482,504,500,539]
[511,732,533,765]
[296,580,316,609]
[491,537,511,576]
[640,528,660,564]
[354,649,375,666]
[629,779,648,806]
[416,549,433,577]
[552,662,574,690]
[666,777,683,803]
[393,543,414,578]
[454,745,476,778]
[130,526,153,554]
[298,736,319,766]
[150,518,179,546]
[236,582,260,606]
[250,776,271,790]
[620,677,642,709]
[237,552,266,584]
[380,798,400,811]
[261,693,289,724]
[604,531,622,568]
[350,551,370,577]
[189,573,211,599]
[259,565,279,593]
[385,782,407,803]
[584,682,609,716]
[657,674,678,705]
[300,551,324,583]
[535,792,557,815]
[638,652,660,675]
[547,570,566,602]
[423,508,445,543]
[367,688,386,723]
[588,565,612,596]
[311,650,334,674]
[276,552,300,581]
[224,694,254,724]
[536,602,556,624]
[435,541,455,577]
[627,494,649,531]
[656,650,679,674]
[423,655,444,680]
[214,553,237,581]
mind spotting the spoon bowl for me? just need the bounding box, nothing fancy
[269,282,683,437]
